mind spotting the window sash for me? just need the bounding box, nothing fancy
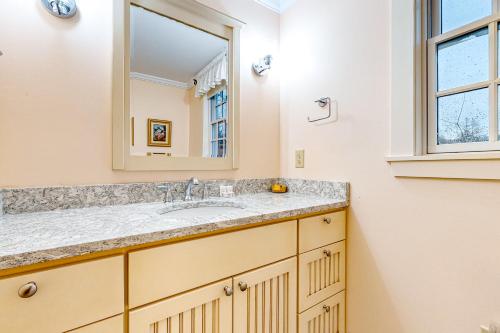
[426,2,500,153]
[208,87,228,157]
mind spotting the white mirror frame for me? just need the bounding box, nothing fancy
[112,0,244,171]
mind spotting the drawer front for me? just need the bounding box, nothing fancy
[129,279,232,333]
[66,315,123,333]
[298,291,345,333]
[129,221,297,308]
[298,241,345,313]
[299,211,346,254]
[0,256,124,333]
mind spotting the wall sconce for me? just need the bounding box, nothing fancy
[252,55,273,76]
[41,0,77,19]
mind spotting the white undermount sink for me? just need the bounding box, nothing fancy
[158,200,246,217]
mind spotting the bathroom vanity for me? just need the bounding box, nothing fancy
[0,179,348,333]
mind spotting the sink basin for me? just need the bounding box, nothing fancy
[158,200,246,217]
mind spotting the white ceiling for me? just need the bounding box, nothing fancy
[130,5,228,84]
[254,0,297,13]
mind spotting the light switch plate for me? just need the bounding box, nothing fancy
[295,150,305,168]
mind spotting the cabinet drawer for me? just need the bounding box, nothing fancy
[298,291,345,333]
[298,241,345,313]
[129,279,232,333]
[66,315,123,333]
[299,211,346,254]
[0,256,124,333]
[129,221,297,307]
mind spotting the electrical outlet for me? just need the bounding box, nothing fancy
[219,185,234,198]
[295,150,305,168]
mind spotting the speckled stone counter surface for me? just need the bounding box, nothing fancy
[0,179,349,271]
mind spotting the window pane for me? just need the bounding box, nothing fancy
[498,23,500,78]
[211,141,217,158]
[441,0,491,33]
[210,97,216,121]
[222,103,228,118]
[223,89,228,102]
[216,92,223,105]
[218,140,226,157]
[437,28,489,91]
[498,86,500,140]
[211,124,217,139]
[216,105,223,119]
[437,88,489,145]
[218,122,226,138]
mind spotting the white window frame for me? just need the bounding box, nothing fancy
[206,85,228,158]
[427,0,500,153]
[387,0,500,180]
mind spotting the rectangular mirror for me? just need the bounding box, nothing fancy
[113,0,243,170]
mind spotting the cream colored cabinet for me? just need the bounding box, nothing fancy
[298,241,346,312]
[129,279,233,333]
[0,209,347,333]
[233,258,297,333]
[66,315,124,333]
[129,221,297,308]
[0,256,124,333]
[299,211,346,254]
[298,291,345,333]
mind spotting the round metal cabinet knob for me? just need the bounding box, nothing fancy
[323,250,332,257]
[238,281,248,292]
[18,282,38,298]
[323,305,331,313]
[223,286,233,296]
[323,217,332,224]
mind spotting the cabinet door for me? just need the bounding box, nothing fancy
[298,291,345,333]
[234,258,297,333]
[129,279,232,333]
[298,241,345,312]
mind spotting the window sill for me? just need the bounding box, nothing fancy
[386,152,500,180]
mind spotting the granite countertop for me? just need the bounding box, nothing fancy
[0,192,348,271]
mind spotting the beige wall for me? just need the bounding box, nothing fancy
[188,86,204,157]
[281,1,500,333]
[4,1,497,331]
[130,78,189,157]
[0,0,281,188]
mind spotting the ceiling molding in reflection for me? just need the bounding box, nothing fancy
[130,72,191,89]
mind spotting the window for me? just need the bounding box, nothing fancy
[208,88,228,158]
[427,0,500,153]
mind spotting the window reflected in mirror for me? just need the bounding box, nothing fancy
[129,5,230,158]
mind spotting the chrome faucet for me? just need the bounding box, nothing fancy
[185,177,199,201]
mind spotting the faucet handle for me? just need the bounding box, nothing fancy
[202,184,208,200]
[157,184,172,203]
[191,177,200,185]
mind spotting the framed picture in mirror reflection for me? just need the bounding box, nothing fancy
[147,119,172,147]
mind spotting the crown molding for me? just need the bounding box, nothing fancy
[130,72,191,89]
[254,0,296,14]
[254,0,280,13]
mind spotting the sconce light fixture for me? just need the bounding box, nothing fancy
[252,55,273,76]
[41,0,77,19]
